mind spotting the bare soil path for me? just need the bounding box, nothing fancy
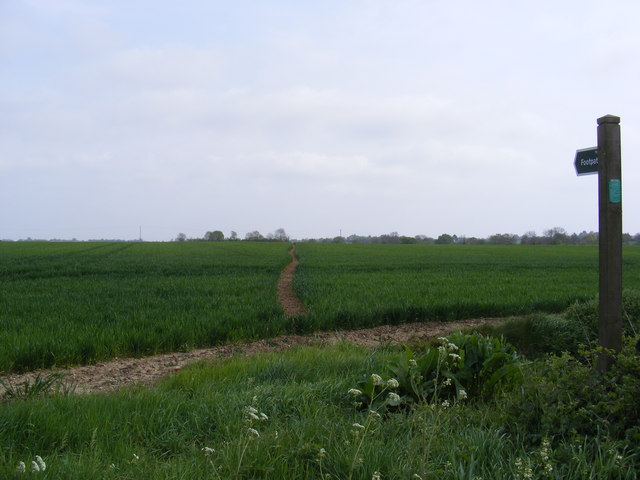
[0,318,507,396]
[277,244,307,316]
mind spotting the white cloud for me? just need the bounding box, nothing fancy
[99,46,225,89]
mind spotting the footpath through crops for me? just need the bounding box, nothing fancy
[2,241,640,374]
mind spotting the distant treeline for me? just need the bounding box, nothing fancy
[303,228,640,246]
[175,228,290,243]
[7,227,640,245]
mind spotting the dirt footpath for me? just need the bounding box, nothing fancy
[0,318,507,395]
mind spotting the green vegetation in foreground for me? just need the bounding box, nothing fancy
[1,329,638,479]
[293,243,640,330]
[0,242,291,373]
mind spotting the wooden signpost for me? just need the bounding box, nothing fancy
[576,115,622,372]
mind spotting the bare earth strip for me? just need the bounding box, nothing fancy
[277,245,307,316]
[0,318,507,395]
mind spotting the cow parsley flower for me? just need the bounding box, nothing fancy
[348,388,363,396]
[372,471,382,480]
[247,412,260,421]
[16,461,26,473]
[31,461,40,472]
[387,392,401,405]
[371,374,383,386]
[35,456,46,471]
[202,447,216,455]
[247,428,260,438]
[386,378,399,389]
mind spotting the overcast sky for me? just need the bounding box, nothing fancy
[1,0,639,241]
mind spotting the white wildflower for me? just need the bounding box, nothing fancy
[458,389,468,400]
[386,378,399,389]
[441,400,450,408]
[202,447,216,455]
[245,406,259,415]
[412,474,423,480]
[247,427,260,438]
[368,410,382,418]
[449,353,461,360]
[387,392,402,405]
[247,412,260,421]
[442,377,452,387]
[31,461,40,472]
[16,461,26,473]
[371,374,383,386]
[352,422,366,430]
[318,447,327,459]
[448,343,459,351]
[409,359,417,367]
[35,456,46,471]
[372,471,382,480]
[348,388,363,396]
[259,412,268,421]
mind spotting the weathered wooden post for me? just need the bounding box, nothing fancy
[597,114,622,373]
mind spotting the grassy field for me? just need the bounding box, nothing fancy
[0,241,291,373]
[294,243,640,330]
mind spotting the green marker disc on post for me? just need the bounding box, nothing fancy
[609,179,621,203]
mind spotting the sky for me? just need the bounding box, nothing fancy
[1,0,639,241]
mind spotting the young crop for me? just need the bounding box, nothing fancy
[294,243,640,329]
[0,241,291,373]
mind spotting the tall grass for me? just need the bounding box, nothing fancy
[1,340,637,479]
[0,242,291,373]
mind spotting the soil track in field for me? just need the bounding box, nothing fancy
[277,244,307,316]
[0,318,508,396]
